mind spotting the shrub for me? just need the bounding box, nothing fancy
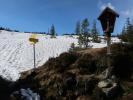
[75,54,97,74]
[0,76,11,100]
[112,53,132,79]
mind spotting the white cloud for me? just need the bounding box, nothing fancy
[121,9,133,17]
[101,3,115,10]
[98,0,115,11]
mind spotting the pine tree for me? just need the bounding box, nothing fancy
[78,33,83,48]
[81,18,90,48]
[91,20,100,43]
[126,18,133,44]
[119,25,127,42]
[50,24,56,38]
[75,21,81,35]
[120,18,133,44]
[75,21,82,47]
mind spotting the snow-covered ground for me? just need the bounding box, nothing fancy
[0,30,120,81]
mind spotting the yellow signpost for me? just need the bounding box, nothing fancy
[29,34,39,70]
[29,34,38,44]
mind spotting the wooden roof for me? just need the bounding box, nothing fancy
[98,7,119,20]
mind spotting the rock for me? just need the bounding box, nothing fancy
[76,95,91,100]
[102,83,124,100]
[106,83,124,99]
[98,80,112,88]
[84,78,98,95]
[91,87,107,100]
[97,68,113,80]
[64,72,77,90]
[122,93,133,100]
[97,68,108,80]
[98,79,124,100]
[75,78,98,96]
[11,88,40,100]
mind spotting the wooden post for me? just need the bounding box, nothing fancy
[98,7,119,79]
[105,21,112,78]
[106,35,112,78]
[107,36,111,55]
[105,21,111,55]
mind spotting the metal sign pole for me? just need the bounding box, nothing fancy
[29,34,38,72]
[33,44,36,70]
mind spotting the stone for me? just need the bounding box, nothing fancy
[98,80,112,88]
[122,94,133,100]
[76,95,91,100]
[100,82,124,100]
[11,88,40,100]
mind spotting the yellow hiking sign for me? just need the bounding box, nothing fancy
[29,34,39,45]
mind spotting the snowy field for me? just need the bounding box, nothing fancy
[0,30,120,81]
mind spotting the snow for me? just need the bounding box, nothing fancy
[0,30,120,81]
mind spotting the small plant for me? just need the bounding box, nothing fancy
[69,43,75,52]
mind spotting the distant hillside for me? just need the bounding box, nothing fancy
[0,26,47,34]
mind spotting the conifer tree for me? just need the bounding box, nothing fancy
[50,24,56,38]
[120,18,133,44]
[78,33,83,48]
[119,25,127,42]
[126,18,133,44]
[75,21,82,47]
[91,20,100,43]
[81,18,90,48]
[75,21,81,35]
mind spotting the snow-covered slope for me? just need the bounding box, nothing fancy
[0,31,78,81]
[0,31,120,81]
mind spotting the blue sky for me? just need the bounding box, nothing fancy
[0,0,132,35]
